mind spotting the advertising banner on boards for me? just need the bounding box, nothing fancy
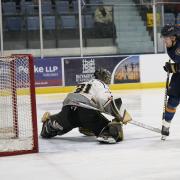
[62,55,140,86]
[34,57,62,87]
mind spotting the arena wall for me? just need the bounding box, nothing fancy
[34,53,169,94]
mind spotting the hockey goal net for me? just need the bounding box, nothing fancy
[0,54,38,156]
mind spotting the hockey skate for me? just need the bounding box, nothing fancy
[161,120,170,140]
[97,126,116,144]
[97,135,116,144]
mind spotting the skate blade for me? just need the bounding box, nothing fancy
[161,135,167,141]
[97,137,116,144]
[41,112,50,122]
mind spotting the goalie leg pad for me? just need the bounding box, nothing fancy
[41,106,77,138]
[79,127,95,136]
[41,111,68,138]
[108,121,124,142]
[40,112,58,138]
[97,122,123,144]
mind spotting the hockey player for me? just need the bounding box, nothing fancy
[161,24,180,140]
[40,68,129,144]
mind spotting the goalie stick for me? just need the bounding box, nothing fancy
[71,101,161,134]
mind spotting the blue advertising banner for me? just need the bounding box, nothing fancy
[62,55,140,86]
[34,57,62,87]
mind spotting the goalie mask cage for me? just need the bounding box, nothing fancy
[0,54,38,156]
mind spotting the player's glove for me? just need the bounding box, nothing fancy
[163,62,180,73]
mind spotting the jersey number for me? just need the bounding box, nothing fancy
[75,83,92,93]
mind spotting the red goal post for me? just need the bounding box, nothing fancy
[0,54,38,156]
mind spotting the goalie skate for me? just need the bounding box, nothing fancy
[97,136,116,144]
[161,135,167,141]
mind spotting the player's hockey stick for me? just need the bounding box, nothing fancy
[71,101,161,134]
[161,59,171,140]
[162,59,171,120]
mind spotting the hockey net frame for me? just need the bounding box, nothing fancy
[0,54,38,156]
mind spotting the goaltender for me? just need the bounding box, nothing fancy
[40,68,131,144]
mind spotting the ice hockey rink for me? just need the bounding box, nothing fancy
[1,88,180,180]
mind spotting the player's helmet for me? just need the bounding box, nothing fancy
[94,68,111,84]
[161,24,178,37]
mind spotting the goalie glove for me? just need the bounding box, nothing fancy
[163,62,180,73]
[122,110,132,124]
[109,98,132,124]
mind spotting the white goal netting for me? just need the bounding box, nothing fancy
[0,55,38,156]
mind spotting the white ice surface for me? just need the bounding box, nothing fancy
[1,89,180,180]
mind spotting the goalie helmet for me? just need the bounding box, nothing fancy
[161,24,179,37]
[94,68,111,84]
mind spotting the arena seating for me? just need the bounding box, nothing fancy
[164,13,176,24]
[2,2,17,15]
